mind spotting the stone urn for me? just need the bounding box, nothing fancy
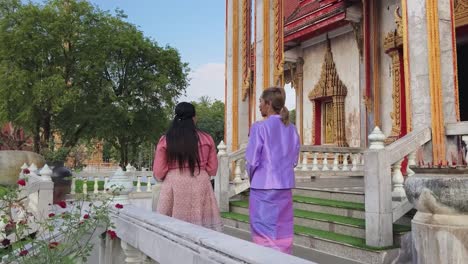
[0,150,45,185]
[404,168,468,264]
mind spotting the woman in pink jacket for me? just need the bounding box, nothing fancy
[153,102,223,231]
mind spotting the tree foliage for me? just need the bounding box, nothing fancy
[0,0,189,165]
[192,96,225,146]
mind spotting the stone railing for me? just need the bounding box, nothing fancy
[102,204,314,264]
[446,121,468,164]
[215,141,250,212]
[364,126,431,247]
[295,145,364,178]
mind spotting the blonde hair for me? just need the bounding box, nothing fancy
[261,87,290,125]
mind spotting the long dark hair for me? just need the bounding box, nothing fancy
[165,102,200,175]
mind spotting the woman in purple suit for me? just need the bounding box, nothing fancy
[245,87,300,254]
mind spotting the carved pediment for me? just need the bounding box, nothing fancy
[308,41,347,101]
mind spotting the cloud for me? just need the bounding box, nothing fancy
[179,63,225,103]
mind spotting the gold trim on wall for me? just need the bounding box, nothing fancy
[384,8,404,144]
[371,0,381,127]
[273,0,284,87]
[308,41,348,147]
[241,0,252,101]
[232,0,240,151]
[263,0,270,89]
[401,0,412,132]
[425,0,446,163]
[452,0,460,121]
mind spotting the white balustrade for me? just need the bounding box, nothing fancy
[104,167,135,204]
[311,152,319,171]
[322,153,329,171]
[392,159,406,201]
[332,153,339,171]
[301,152,309,171]
[232,160,243,184]
[146,176,152,192]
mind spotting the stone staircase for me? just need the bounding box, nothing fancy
[221,187,413,264]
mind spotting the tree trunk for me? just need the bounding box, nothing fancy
[33,120,41,153]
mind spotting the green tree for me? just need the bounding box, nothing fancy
[0,0,189,166]
[192,96,225,145]
[290,109,296,125]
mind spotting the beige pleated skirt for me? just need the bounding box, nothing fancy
[154,169,223,231]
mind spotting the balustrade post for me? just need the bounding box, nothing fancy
[311,152,319,171]
[233,160,243,184]
[104,167,134,204]
[94,177,99,194]
[104,176,109,193]
[332,153,340,171]
[351,154,358,171]
[146,176,152,192]
[39,164,52,181]
[215,141,229,212]
[462,136,468,163]
[83,178,88,195]
[71,177,76,195]
[342,154,349,171]
[121,240,150,263]
[392,159,406,201]
[322,153,329,171]
[364,127,393,247]
[28,163,38,173]
[136,176,142,192]
[407,151,417,177]
[301,152,309,171]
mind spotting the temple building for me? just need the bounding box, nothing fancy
[225,0,466,163]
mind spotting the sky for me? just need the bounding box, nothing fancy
[31,0,295,108]
[86,0,226,103]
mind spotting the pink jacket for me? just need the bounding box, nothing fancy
[153,132,218,180]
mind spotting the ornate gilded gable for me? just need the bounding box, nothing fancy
[455,0,468,27]
[308,41,347,100]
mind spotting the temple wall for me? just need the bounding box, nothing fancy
[379,0,400,137]
[301,31,361,147]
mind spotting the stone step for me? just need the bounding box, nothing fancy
[221,212,404,264]
[293,187,365,203]
[230,201,410,240]
[292,195,366,219]
[223,226,362,264]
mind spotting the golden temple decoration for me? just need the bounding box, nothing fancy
[273,0,284,87]
[401,0,412,131]
[309,41,348,147]
[455,0,468,27]
[232,0,240,151]
[263,0,270,88]
[426,0,446,163]
[241,0,251,101]
[384,7,404,144]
